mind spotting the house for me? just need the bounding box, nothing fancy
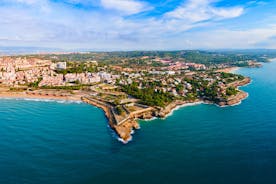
[56,62,67,70]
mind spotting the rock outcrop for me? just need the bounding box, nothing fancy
[81,77,251,143]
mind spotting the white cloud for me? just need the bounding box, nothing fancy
[2,0,51,12]
[165,0,244,22]
[3,0,46,5]
[4,0,37,5]
[0,0,275,50]
[100,0,151,15]
[171,25,276,49]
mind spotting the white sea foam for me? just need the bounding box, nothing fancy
[106,124,133,144]
[238,80,252,88]
[142,117,157,122]
[0,97,82,104]
[214,92,249,108]
[268,58,276,62]
[117,136,133,144]
[230,92,249,107]
[163,101,203,119]
[115,128,134,144]
[216,101,242,108]
[56,100,83,104]
[111,92,250,144]
[230,67,240,74]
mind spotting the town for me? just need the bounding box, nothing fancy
[0,54,252,142]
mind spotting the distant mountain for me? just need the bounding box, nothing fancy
[0,46,65,56]
[1,47,276,58]
[209,49,276,55]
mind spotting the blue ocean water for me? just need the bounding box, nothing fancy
[1,61,276,184]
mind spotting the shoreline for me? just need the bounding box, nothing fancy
[164,101,204,118]
[0,97,83,104]
[140,91,250,123]
[268,58,276,62]
[0,91,83,103]
[216,67,240,73]
[0,76,251,144]
[140,78,251,124]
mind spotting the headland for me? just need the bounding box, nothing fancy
[0,52,257,143]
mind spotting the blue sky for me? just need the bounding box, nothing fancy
[0,0,275,50]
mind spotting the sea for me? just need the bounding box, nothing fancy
[1,60,276,184]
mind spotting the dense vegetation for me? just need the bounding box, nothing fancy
[39,50,275,66]
[115,105,124,115]
[28,78,42,88]
[40,85,85,90]
[226,87,239,96]
[184,78,220,101]
[56,62,97,74]
[121,82,174,107]
[220,72,245,83]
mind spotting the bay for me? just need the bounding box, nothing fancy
[1,61,276,184]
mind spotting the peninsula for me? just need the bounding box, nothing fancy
[0,50,262,142]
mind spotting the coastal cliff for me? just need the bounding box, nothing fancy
[0,76,251,144]
[217,77,251,106]
[81,77,251,143]
[156,100,202,118]
[81,96,142,142]
[228,77,251,88]
[218,91,248,106]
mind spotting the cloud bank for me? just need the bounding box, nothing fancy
[0,0,275,50]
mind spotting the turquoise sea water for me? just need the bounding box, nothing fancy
[1,61,276,184]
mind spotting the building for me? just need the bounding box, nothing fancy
[56,62,67,70]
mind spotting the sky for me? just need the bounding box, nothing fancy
[0,0,276,51]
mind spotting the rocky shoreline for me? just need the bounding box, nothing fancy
[217,77,251,106]
[0,77,251,144]
[80,77,251,143]
[217,90,248,106]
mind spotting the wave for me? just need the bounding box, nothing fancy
[214,92,249,108]
[239,80,253,88]
[0,97,83,104]
[142,117,157,122]
[117,136,133,144]
[107,124,133,144]
[229,92,249,107]
[56,100,83,104]
[230,67,241,74]
[163,101,204,119]
[215,101,242,108]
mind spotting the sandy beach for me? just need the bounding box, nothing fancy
[0,91,83,102]
[216,67,240,73]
